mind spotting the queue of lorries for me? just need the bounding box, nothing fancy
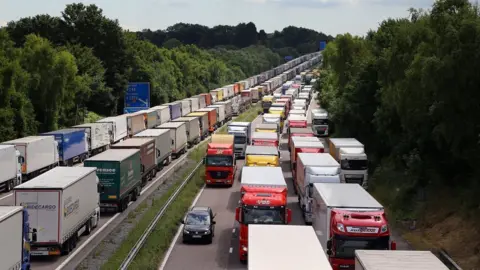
[0,53,322,270]
[203,73,450,270]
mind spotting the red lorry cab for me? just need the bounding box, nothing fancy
[204,143,235,186]
[287,115,307,132]
[288,127,314,151]
[290,137,324,177]
[251,132,279,147]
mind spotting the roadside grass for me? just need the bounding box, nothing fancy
[217,103,261,134]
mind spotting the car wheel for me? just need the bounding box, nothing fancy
[207,236,213,244]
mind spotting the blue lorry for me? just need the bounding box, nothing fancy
[41,129,89,166]
[0,206,31,270]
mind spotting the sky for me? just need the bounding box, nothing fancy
[0,0,439,36]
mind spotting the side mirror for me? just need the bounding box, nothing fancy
[286,208,292,223]
[97,184,105,194]
[235,207,240,222]
[391,241,397,250]
[212,221,216,224]
[326,250,332,256]
[31,228,37,242]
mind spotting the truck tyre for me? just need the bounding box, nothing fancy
[61,240,71,255]
[6,180,13,192]
[84,220,92,235]
[131,189,138,202]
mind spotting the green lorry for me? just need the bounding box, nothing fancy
[84,148,142,212]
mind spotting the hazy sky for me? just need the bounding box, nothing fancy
[0,0,438,36]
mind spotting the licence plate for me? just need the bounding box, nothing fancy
[216,180,224,183]
[192,235,202,238]
[31,250,49,256]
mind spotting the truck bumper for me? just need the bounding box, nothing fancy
[205,179,233,185]
[31,246,61,256]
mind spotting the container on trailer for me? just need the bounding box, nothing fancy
[166,102,182,120]
[14,167,100,255]
[171,117,201,147]
[186,112,209,139]
[180,99,191,116]
[196,108,217,132]
[249,225,332,270]
[150,105,171,125]
[41,129,88,166]
[1,136,59,180]
[186,97,200,112]
[0,145,21,191]
[97,115,128,143]
[0,206,30,268]
[234,83,240,95]
[199,93,211,106]
[134,129,172,169]
[84,149,141,212]
[354,250,449,270]
[216,100,233,121]
[232,96,242,116]
[111,138,156,186]
[251,88,260,102]
[138,109,159,128]
[72,122,110,154]
[126,112,146,136]
[155,122,188,158]
[225,85,235,99]
[209,104,227,124]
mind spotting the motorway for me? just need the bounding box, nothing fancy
[160,93,411,270]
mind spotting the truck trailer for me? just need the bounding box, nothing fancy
[251,132,279,148]
[14,167,101,256]
[0,145,22,191]
[150,105,171,125]
[126,112,147,137]
[208,104,225,127]
[312,183,396,269]
[245,145,280,167]
[216,100,233,121]
[1,136,59,181]
[155,122,188,158]
[97,114,128,143]
[0,206,31,270]
[180,100,191,116]
[328,138,368,188]
[186,112,209,139]
[41,129,89,166]
[73,122,111,156]
[166,102,182,120]
[248,225,332,270]
[171,117,201,147]
[134,129,172,169]
[355,250,448,270]
[196,108,218,132]
[84,149,142,212]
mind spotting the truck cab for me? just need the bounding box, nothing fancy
[245,146,279,167]
[289,109,306,117]
[287,114,307,134]
[311,108,329,137]
[261,95,274,113]
[276,98,291,116]
[251,132,279,148]
[205,135,235,187]
[227,122,251,158]
[236,167,291,262]
[329,138,368,188]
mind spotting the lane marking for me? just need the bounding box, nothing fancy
[158,184,206,270]
[0,193,12,200]
[229,247,233,254]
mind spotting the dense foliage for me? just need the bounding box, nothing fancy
[318,0,480,218]
[0,3,294,142]
[138,23,333,58]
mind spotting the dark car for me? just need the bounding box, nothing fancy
[181,206,216,243]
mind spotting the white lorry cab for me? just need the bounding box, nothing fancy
[328,138,368,189]
[311,108,329,137]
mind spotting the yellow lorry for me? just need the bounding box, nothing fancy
[245,145,280,167]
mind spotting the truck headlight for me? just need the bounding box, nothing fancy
[381,224,388,233]
[242,246,248,252]
[183,229,190,234]
[336,223,345,232]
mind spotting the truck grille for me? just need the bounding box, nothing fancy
[210,171,229,179]
[235,148,243,155]
[345,175,364,185]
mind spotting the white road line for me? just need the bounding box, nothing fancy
[0,193,12,200]
[158,184,206,270]
[229,247,233,254]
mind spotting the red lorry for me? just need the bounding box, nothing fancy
[290,136,324,178]
[251,132,279,147]
[204,134,235,186]
[287,114,307,134]
[288,127,314,151]
[236,166,291,263]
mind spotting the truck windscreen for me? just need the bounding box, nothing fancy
[333,235,389,259]
[313,119,328,125]
[206,155,233,166]
[234,136,246,144]
[340,160,368,170]
[242,206,285,224]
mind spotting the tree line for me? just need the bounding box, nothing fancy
[138,23,333,58]
[0,3,321,142]
[317,0,480,219]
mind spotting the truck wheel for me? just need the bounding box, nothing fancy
[131,190,138,202]
[6,180,13,192]
[61,240,71,256]
[84,220,92,235]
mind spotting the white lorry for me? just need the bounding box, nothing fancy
[134,129,173,169]
[328,138,368,188]
[14,167,101,256]
[97,114,128,143]
[73,122,111,156]
[295,153,340,224]
[231,95,242,116]
[155,122,188,159]
[248,225,332,270]
[1,136,59,181]
[0,206,30,270]
[171,117,201,147]
[355,250,448,270]
[150,105,171,125]
[0,145,22,191]
[311,108,329,137]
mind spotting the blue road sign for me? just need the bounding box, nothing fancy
[124,82,150,111]
[319,41,327,51]
[284,55,293,61]
[123,107,145,114]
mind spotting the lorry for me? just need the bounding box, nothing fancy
[288,127,315,151]
[126,112,147,136]
[289,109,306,116]
[198,93,211,106]
[84,149,141,212]
[262,114,282,133]
[311,183,396,270]
[0,145,22,191]
[208,104,225,126]
[242,95,252,110]
[186,112,209,139]
[0,206,31,269]
[269,106,286,121]
[250,88,259,103]
[196,108,217,133]
[41,129,89,166]
[73,122,111,156]
[204,134,235,187]
[136,109,159,128]
[287,114,307,134]
[261,95,274,113]
[97,115,128,143]
[251,132,279,148]
[111,138,157,186]
[328,138,368,188]
[216,100,233,121]
[14,167,101,256]
[254,123,278,133]
[186,97,199,112]
[155,122,188,158]
[293,99,307,110]
[248,225,332,270]
[245,145,279,167]
[295,153,340,224]
[1,136,59,181]
[227,122,252,158]
[166,102,182,120]
[171,117,201,147]
[290,137,324,173]
[299,92,310,102]
[236,166,291,262]
[354,250,449,270]
[210,89,223,102]
[134,129,172,170]
[150,105,171,125]
[232,95,242,116]
[311,108,330,137]
[180,100,191,116]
